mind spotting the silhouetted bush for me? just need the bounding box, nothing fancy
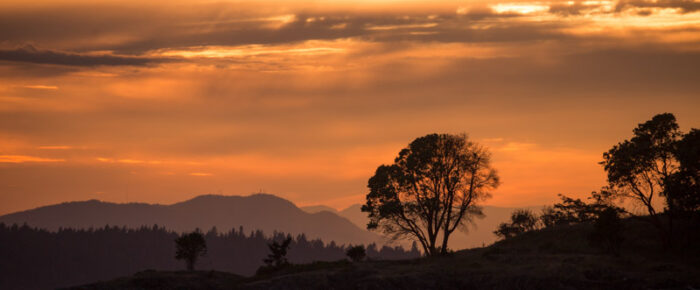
[494,209,539,239]
[539,192,626,228]
[589,208,623,255]
[346,245,366,262]
[265,236,292,267]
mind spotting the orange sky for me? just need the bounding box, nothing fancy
[0,0,699,215]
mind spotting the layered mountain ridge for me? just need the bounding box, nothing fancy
[0,194,382,245]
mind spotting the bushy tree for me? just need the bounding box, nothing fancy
[494,209,539,239]
[263,236,292,268]
[601,113,681,220]
[363,133,499,256]
[666,129,700,214]
[346,245,366,262]
[600,113,698,246]
[175,231,207,271]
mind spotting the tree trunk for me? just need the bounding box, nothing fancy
[440,229,451,254]
[427,228,438,255]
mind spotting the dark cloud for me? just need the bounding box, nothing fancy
[0,4,584,54]
[0,1,697,58]
[615,0,700,14]
[92,13,576,55]
[0,46,172,67]
[549,2,589,16]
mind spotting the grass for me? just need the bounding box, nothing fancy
[66,270,244,290]
[67,219,700,289]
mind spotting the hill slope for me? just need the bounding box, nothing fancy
[0,194,381,245]
[68,219,700,289]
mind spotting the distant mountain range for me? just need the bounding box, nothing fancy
[0,194,382,246]
[302,203,543,249]
[0,193,539,250]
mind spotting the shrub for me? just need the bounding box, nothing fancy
[346,245,366,262]
[494,209,539,239]
[589,208,623,255]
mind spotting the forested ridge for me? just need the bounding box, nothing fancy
[0,223,419,289]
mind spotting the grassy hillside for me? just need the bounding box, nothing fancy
[67,218,700,289]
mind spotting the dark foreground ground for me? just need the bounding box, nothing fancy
[67,221,700,290]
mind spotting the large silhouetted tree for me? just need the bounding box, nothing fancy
[175,231,207,271]
[601,113,680,219]
[362,133,499,255]
[601,113,698,246]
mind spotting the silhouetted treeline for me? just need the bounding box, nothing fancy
[0,223,419,290]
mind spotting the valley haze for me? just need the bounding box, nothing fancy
[0,193,533,250]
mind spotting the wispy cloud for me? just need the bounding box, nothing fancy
[496,142,537,152]
[96,157,161,164]
[0,155,64,163]
[0,46,174,67]
[189,172,212,176]
[481,137,505,143]
[22,85,58,90]
[37,145,72,149]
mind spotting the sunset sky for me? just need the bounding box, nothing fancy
[0,0,698,215]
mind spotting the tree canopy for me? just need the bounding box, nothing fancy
[600,113,698,246]
[175,231,207,271]
[666,129,700,213]
[362,133,499,255]
[601,113,682,217]
[263,236,292,268]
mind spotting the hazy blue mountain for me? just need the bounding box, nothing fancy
[0,194,382,245]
